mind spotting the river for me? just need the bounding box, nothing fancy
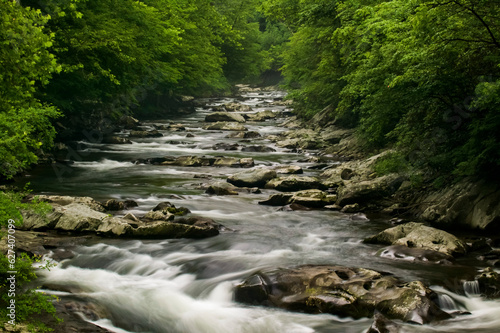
[24,89,500,332]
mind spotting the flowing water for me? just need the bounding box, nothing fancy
[24,90,500,332]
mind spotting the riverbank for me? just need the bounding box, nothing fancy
[3,85,500,332]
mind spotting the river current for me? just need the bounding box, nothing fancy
[25,90,500,332]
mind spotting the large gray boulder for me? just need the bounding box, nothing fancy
[336,175,404,206]
[36,195,106,212]
[259,189,336,208]
[234,265,450,324]
[420,179,500,230]
[364,222,468,257]
[264,176,322,192]
[205,112,246,123]
[227,169,277,188]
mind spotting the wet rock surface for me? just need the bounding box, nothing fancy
[234,265,450,324]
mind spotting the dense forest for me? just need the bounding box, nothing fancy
[1,0,499,183]
[1,0,500,330]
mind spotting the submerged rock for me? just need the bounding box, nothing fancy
[234,265,450,324]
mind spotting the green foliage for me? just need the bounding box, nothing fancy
[0,0,61,178]
[373,152,410,176]
[0,188,58,332]
[0,254,60,332]
[266,0,500,180]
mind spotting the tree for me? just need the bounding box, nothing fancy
[0,0,60,178]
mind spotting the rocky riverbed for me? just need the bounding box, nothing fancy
[5,85,500,333]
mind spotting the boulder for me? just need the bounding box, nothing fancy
[336,175,404,206]
[366,313,401,333]
[118,115,140,129]
[247,110,277,121]
[143,211,175,221]
[241,145,276,153]
[205,112,246,123]
[204,182,260,195]
[274,165,303,175]
[161,156,214,167]
[103,199,125,211]
[259,189,335,208]
[228,169,277,188]
[234,265,450,324]
[420,179,500,230]
[212,143,239,151]
[96,217,133,237]
[129,130,163,138]
[476,267,500,298]
[378,245,454,264]
[131,220,219,239]
[264,176,322,192]
[226,131,261,139]
[364,222,468,257]
[36,195,106,212]
[341,203,361,213]
[213,157,255,168]
[203,122,248,131]
[102,136,132,144]
[224,102,252,112]
[54,203,109,232]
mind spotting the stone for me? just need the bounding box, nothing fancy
[378,245,454,264]
[364,222,468,257]
[129,130,163,138]
[143,211,175,221]
[53,203,108,232]
[119,115,140,129]
[336,175,404,206]
[247,110,277,121]
[241,145,276,153]
[226,131,261,139]
[341,203,361,213]
[234,265,450,324]
[102,136,132,144]
[366,312,401,333]
[36,195,106,212]
[205,112,246,123]
[420,179,500,230]
[103,199,125,211]
[274,165,303,175]
[205,182,239,195]
[224,102,252,112]
[264,176,322,192]
[203,122,248,131]
[228,169,277,187]
[96,217,133,236]
[476,267,500,298]
[212,143,239,151]
[259,189,334,209]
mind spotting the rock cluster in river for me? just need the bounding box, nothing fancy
[20,195,222,239]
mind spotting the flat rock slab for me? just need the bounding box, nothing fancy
[234,265,450,324]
